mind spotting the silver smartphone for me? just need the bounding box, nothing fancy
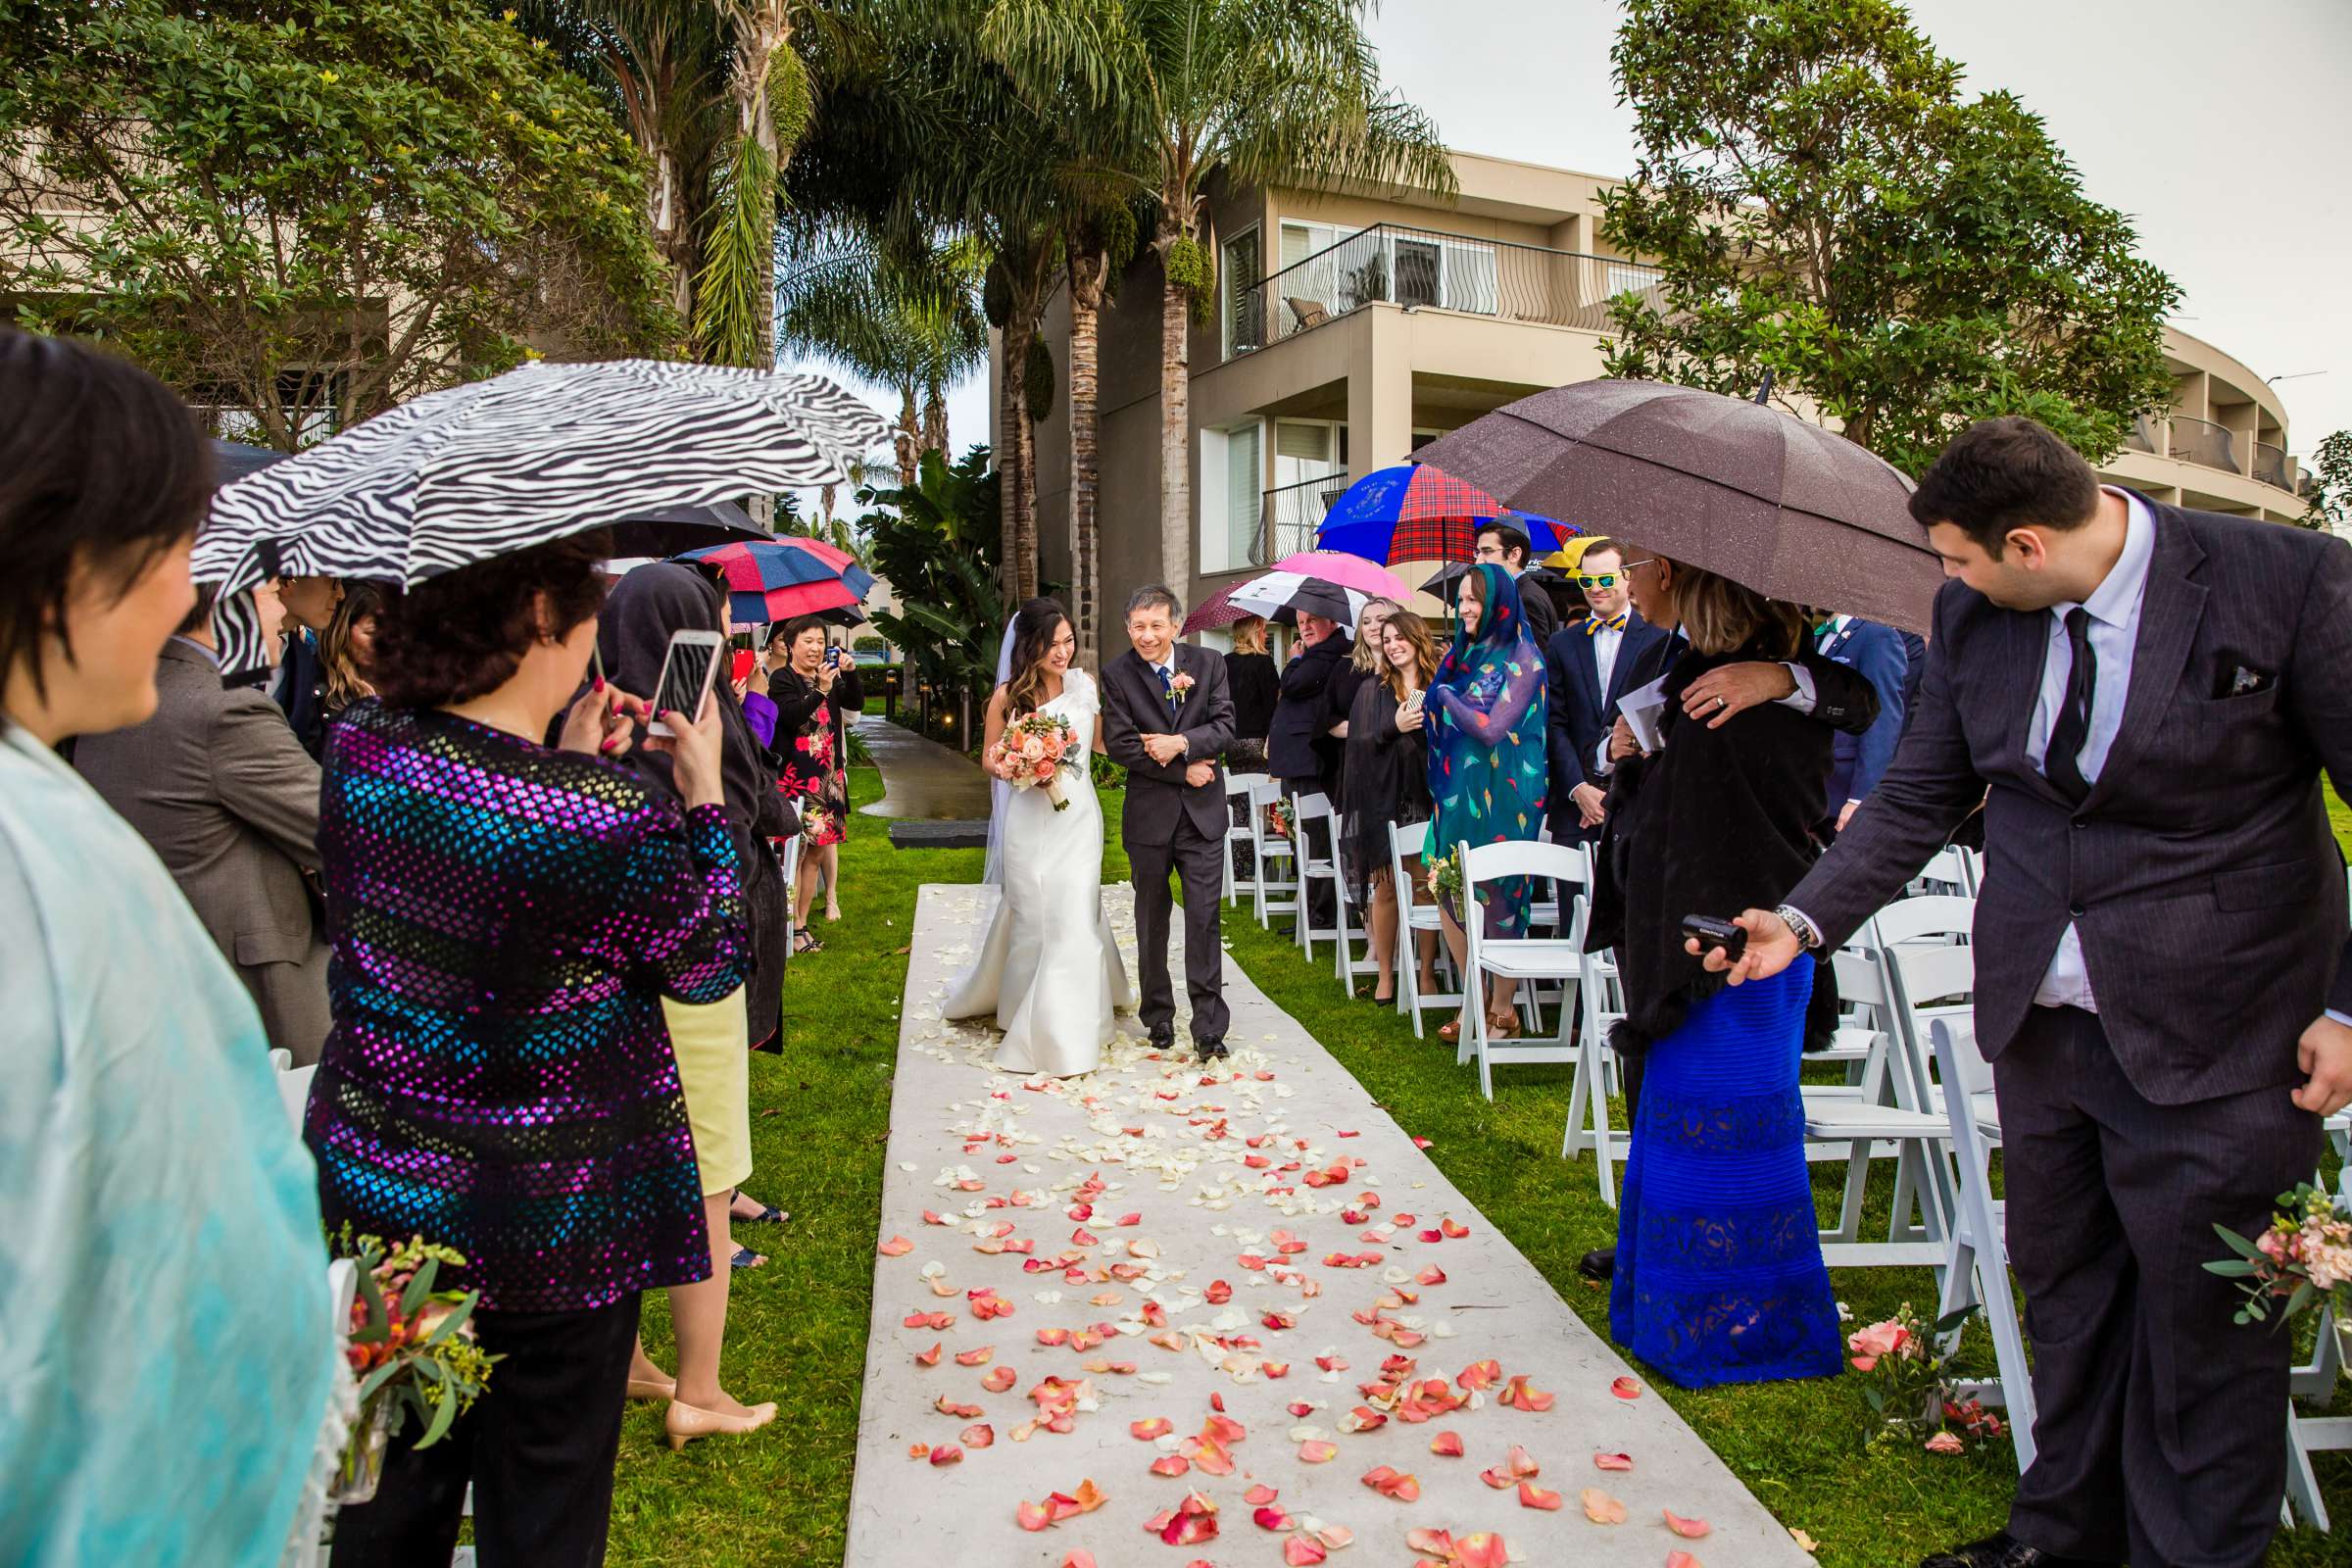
[647,628,724,738]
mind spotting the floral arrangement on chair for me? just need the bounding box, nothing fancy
[332,1229,499,1503]
[2208,1182,2352,1371]
[986,711,1079,810]
[1424,844,1465,907]
[1265,798,1296,841]
[1846,1301,2004,1454]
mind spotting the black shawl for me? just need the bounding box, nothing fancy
[1589,636,1831,1054]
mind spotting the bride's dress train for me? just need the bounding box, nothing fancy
[943,668,1133,1075]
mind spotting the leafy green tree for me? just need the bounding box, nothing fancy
[2300,430,2352,534]
[981,0,1457,590]
[1598,0,2179,475]
[0,0,674,449]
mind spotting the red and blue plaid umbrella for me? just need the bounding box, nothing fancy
[674,536,874,624]
[1315,463,1577,563]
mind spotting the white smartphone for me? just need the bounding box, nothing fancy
[647,628,725,738]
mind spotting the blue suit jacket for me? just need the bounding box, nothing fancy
[1819,616,1909,808]
[1544,610,1671,841]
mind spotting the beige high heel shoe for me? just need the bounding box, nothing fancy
[664,1398,779,1449]
[625,1375,676,1401]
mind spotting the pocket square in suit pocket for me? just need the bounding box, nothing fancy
[2211,660,2275,699]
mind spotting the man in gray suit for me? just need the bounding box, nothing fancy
[1102,584,1236,1061]
[76,585,331,1064]
[1701,417,2352,1568]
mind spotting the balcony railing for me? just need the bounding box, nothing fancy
[2125,414,2161,454]
[2298,470,2318,500]
[1253,474,1349,566]
[2168,415,2238,474]
[2253,441,2291,491]
[1229,222,1666,356]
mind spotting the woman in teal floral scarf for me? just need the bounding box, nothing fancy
[1425,563,1548,1043]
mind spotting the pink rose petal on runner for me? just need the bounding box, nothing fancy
[1580,1488,1628,1524]
[1593,1451,1634,1471]
[1664,1510,1712,1539]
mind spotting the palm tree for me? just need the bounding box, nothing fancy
[1058,198,1141,666]
[983,0,1456,590]
[777,227,988,487]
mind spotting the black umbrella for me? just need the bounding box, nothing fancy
[1412,380,1938,634]
[609,500,772,559]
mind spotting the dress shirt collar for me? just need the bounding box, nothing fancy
[2057,487,2156,632]
[169,635,222,670]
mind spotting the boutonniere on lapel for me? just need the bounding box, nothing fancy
[1166,671,1195,709]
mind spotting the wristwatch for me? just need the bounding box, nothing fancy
[1775,904,1824,953]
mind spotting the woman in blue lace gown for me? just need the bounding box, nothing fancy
[1425,564,1547,1044]
[1590,553,1842,1388]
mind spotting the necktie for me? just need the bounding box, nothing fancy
[1583,612,1627,637]
[2043,608,2096,805]
[1155,663,1174,703]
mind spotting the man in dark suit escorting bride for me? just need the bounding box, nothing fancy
[1102,584,1237,1061]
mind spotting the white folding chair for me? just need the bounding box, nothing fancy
[1222,772,1268,906]
[1329,836,1375,996]
[1291,792,1344,961]
[1458,839,1589,1100]
[1909,844,1980,898]
[1557,889,1635,1206]
[1248,778,1298,929]
[275,1054,318,1133]
[1387,820,1460,1037]
[1929,1018,2036,1474]
[296,1256,361,1565]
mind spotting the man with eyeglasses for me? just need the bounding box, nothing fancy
[1543,539,1667,845]
[1472,520,1557,649]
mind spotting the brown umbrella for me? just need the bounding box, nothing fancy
[1181,578,1258,635]
[1412,380,1940,634]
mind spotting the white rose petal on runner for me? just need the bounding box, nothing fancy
[191,358,891,673]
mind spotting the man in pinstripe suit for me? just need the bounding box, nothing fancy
[1702,417,2352,1568]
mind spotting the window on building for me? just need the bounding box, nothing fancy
[1200,420,1264,573]
[1221,225,1261,358]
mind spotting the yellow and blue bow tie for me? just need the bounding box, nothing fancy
[1584,612,1628,636]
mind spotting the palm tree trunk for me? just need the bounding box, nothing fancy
[1015,394,1039,603]
[895,385,920,490]
[1066,248,1106,671]
[1155,220,1192,596]
[999,312,1033,609]
[921,379,948,459]
[727,3,790,370]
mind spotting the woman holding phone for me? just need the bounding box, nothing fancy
[1587,552,1841,1391]
[306,532,754,1565]
[760,616,863,947]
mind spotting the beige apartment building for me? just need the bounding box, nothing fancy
[1003,149,2310,660]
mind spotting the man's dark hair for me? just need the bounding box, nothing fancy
[1575,537,1621,565]
[1908,416,2102,557]
[372,531,612,709]
[0,329,213,709]
[175,581,220,639]
[1476,521,1532,566]
[1126,583,1182,619]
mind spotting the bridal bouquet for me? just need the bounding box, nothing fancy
[988,712,1079,811]
[2209,1181,2352,1372]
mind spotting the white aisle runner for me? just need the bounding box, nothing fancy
[844,882,1815,1566]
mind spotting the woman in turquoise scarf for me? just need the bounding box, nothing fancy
[1425,562,1548,1044]
[0,331,337,1566]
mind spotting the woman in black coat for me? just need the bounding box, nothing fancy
[1265,614,1347,800]
[1222,615,1279,770]
[1319,597,1399,817]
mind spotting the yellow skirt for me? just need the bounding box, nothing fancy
[661,989,753,1198]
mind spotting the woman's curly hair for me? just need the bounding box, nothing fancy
[372,532,612,709]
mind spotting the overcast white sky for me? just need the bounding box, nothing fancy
[789,0,2352,475]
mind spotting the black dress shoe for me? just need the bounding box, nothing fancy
[1919,1532,2108,1568]
[1148,1026,1175,1052]
[1195,1038,1228,1062]
[1577,1247,1614,1282]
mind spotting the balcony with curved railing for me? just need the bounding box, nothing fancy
[1253,474,1349,566]
[1229,222,1665,357]
[2167,416,2239,475]
[2252,441,2291,491]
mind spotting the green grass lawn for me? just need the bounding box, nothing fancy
[607,776,2349,1566]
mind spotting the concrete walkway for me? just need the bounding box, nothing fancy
[857,712,994,820]
[844,881,1815,1567]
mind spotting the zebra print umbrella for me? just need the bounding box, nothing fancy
[193,359,890,672]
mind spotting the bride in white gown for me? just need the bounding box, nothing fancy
[944,600,1134,1075]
